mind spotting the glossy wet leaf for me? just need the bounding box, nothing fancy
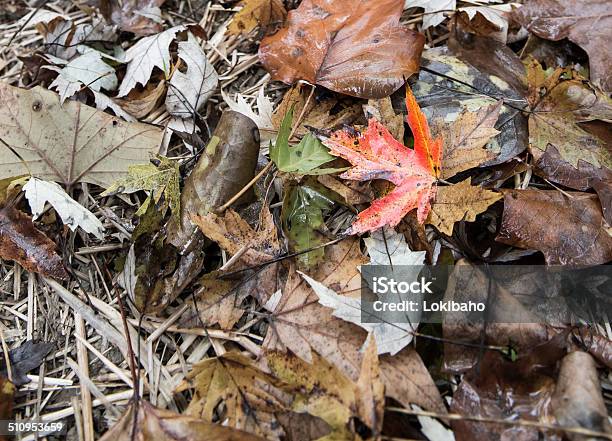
[0,207,67,279]
[324,87,441,233]
[0,84,163,188]
[496,189,612,265]
[514,0,612,91]
[259,0,425,99]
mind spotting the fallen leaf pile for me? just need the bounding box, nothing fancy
[1,0,612,440]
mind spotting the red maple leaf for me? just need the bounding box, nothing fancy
[323,87,442,234]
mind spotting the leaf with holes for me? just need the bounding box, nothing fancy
[0,84,163,189]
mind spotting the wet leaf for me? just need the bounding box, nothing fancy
[552,351,612,439]
[118,25,186,97]
[0,207,67,279]
[166,33,218,118]
[270,109,339,175]
[413,47,527,165]
[259,0,425,99]
[514,0,612,91]
[228,0,286,35]
[0,84,163,188]
[99,400,264,441]
[496,189,612,265]
[324,87,441,233]
[281,182,334,267]
[47,50,117,104]
[23,178,105,239]
[428,178,502,236]
[102,155,180,220]
[0,340,55,386]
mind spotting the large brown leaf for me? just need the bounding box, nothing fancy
[496,189,612,265]
[99,400,264,441]
[514,0,612,91]
[0,84,163,189]
[0,206,67,279]
[259,0,425,99]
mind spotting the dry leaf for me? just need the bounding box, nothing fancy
[117,81,166,119]
[363,96,404,141]
[0,206,67,279]
[0,84,163,188]
[166,33,218,118]
[428,179,502,236]
[99,401,264,441]
[437,101,502,179]
[0,340,55,386]
[24,178,105,239]
[552,351,612,439]
[356,337,384,435]
[177,352,290,439]
[271,84,361,137]
[407,0,455,29]
[0,375,15,441]
[99,0,166,36]
[259,0,425,99]
[228,0,286,35]
[514,0,612,91]
[496,189,612,265]
[118,25,186,97]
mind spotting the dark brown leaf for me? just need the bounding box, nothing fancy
[0,340,54,386]
[259,0,425,99]
[0,375,14,441]
[496,189,612,265]
[514,0,612,91]
[0,207,67,279]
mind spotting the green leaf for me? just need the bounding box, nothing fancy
[282,183,334,267]
[270,107,340,175]
[102,155,180,220]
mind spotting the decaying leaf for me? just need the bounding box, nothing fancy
[99,0,166,36]
[23,178,105,239]
[407,0,455,29]
[0,375,15,440]
[428,179,502,236]
[324,87,441,233]
[496,189,612,265]
[514,0,612,91]
[0,340,55,386]
[552,351,612,439]
[118,25,186,97]
[271,84,362,137]
[47,50,117,104]
[525,58,612,223]
[117,81,167,119]
[413,47,527,165]
[259,0,425,99]
[363,96,404,142]
[177,352,290,439]
[166,33,218,118]
[0,84,163,188]
[102,156,180,219]
[0,207,67,279]
[228,0,287,35]
[99,400,264,441]
[191,207,280,303]
[436,101,502,179]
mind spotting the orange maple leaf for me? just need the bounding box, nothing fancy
[323,86,442,234]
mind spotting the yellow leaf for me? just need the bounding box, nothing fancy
[228,0,286,35]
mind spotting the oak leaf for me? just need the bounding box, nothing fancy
[259,0,425,99]
[228,0,286,35]
[324,87,442,234]
[0,84,163,189]
[428,178,502,236]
